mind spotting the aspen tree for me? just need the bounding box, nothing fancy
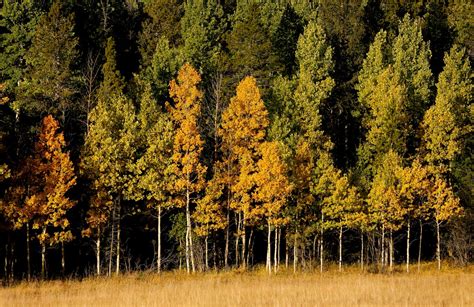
[27,115,76,278]
[219,76,269,269]
[168,63,207,273]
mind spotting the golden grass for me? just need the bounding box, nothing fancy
[1,264,473,307]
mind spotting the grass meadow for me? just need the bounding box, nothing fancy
[0,263,472,306]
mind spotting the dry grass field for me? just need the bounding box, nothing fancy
[1,263,473,307]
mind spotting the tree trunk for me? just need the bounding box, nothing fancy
[381,224,385,269]
[389,230,393,272]
[247,228,254,266]
[418,220,422,272]
[285,235,289,269]
[266,221,271,274]
[224,208,230,269]
[360,232,364,271]
[338,226,343,272]
[26,223,31,281]
[205,235,209,271]
[436,220,441,270]
[108,203,115,276]
[406,220,410,273]
[61,241,65,276]
[96,228,101,276]
[293,228,298,273]
[320,215,324,273]
[274,227,279,273]
[41,228,47,279]
[235,213,240,267]
[115,201,121,275]
[185,190,191,273]
[241,215,246,270]
[157,204,161,274]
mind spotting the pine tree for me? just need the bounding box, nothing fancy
[97,37,125,103]
[26,115,76,278]
[138,0,182,66]
[168,63,207,273]
[0,0,45,94]
[18,1,79,125]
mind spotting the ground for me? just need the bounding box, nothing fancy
[1,263,472,306]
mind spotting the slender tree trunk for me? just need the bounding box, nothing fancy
[436,220,441,270]
[224,207,230,269]
[186,189,195,273]
[61,241,65,276]
[205,235,209,271]
[285,234,289,269]
[41,228,47,279]
[247,228,253,266]
[360,232,364,271]
[185,190,191,273]
[3,241,7,284]
[115,201,121,275]
[266,221,271,274]
[235,213,240,267]
[241,215,246,270]
[157,204,161,274]
[274,227,278,273]
[418,220,422,272]
[96,228,101,276]
[389,230,393,272]
[26,223,31,281]
[108,203,115,276]
[406,219,410,273]
[381,224,385,270]
[320,215,324,273]
[338,226,343,272]
[293,228,298,273]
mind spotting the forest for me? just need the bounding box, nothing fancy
[0,0,472,282]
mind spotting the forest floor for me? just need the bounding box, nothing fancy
[0,263,473,306]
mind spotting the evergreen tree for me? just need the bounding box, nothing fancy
[17,1,79,125]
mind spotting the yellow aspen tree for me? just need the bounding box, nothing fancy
[193,175,227,270]
[368,150,404,271]
[427,176,463,270]
[81,185,113,276]
[254,141,292,274]
[134,83,174,274]
[27,115,76,278]
[398,159,430,272]
[168,63,207,273]
[219,76,269,269]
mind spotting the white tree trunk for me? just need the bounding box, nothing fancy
[266,221,271,274]
[338,226,343,272]
[157,204,161,273]
[96,229,101,276]
[436,220,441,270]
[406,220,410,273]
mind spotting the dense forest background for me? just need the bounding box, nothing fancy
[0,0,472,281]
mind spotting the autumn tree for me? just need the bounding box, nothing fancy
[26,115,76,278]
[254,141,291,273]
[133,84,174,273]
[168,63,207,273]
[367,150,404,271]
[219,76,269,269]
[81,36,136,276]
[427,176,463,270]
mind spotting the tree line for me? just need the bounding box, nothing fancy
[0,0,472,281]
